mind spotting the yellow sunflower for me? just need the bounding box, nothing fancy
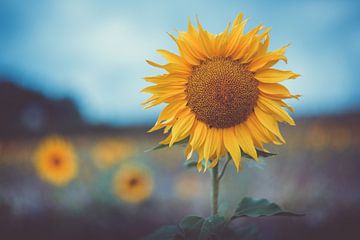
[92,138,134,169]
[34,135,78,186]
[143,13,300,171]
[113,165,154,204]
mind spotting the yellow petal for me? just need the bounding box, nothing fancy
[170,111,195,146]
[203,128,213,161]
[244,115,267,148]
[190,121,207,149]
[256,33,270,58]
[184,144,193,160]
[258,96,295,126]
[177,38,202,65]
[159,133,172,145]
[233,13,244,28]
[255,69,300,83]
[246,114,281,145]
[209,158,219,168]
[232,25,262,61]
[223,128,241,171]
[157,49,188,66]
[254,106,285,143]
[197,159,203,172]
[155,100,187,125]
[235,124,258,160]
[213,128,223,161]
[225,19,248,57]
[248,45,289,72]
[146,60,191,75]
[196,16,215,58]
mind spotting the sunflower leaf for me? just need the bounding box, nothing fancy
[243,149,276,159]
[233,197,304,218]
[179,215,226,240]
[145,137,190,152]
[198,215,226,240]
[179,215,204,238]
[184,160,198,168]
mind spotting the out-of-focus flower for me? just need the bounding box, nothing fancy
[34,135,78,186]
[92,138,134,169]
[143,13,300,171]
[113,165,154,204]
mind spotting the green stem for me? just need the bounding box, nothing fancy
[218,155,231,181]
[211,163,219,215]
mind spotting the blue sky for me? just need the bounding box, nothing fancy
[0,0,359,125]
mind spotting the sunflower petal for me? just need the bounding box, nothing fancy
[235,124,258,160]
[258,96,295,126]
[255,69,300,83]
[223,128,241,171]
[170,111,195,146]
[248,45,289,72]
[254,106,285,143]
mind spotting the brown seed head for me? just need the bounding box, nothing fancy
[186,57,259,128]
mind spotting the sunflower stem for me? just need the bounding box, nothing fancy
[218,155,231,181]
[211,163,219,216]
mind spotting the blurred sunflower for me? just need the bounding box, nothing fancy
[113,165,153,204]
[92,138,134,169]
[143,13,300,171]
[34,136,78,186]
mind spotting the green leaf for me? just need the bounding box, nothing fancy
[184,159,198,168]
[143,225,183,240]
[145,137,189,152]
[198,215,226,240]
[179,215,226,240]
[243,149,276,160]
[179,215,204,238]
[233,197,304,218]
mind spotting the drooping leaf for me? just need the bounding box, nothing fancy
[184,159,198,168]
[179,215,204,239]
[145,137,189,152]
[179,215,226,240]
[198,215,226,240]
[143,225,183,240]
[233,197,304,218]
[219,202,235,223]
[243,149,276,159]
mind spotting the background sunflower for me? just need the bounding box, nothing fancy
[34,135,78,186]
[112,165,154,204]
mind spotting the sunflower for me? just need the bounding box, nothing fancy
[92,138,134,169]
[113,165,154,204]
[143,13,300,171]
[34,136,78,186]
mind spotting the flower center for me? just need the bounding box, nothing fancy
[186,57,259,128]
[129,177,139,187]
[52,155,61,167]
